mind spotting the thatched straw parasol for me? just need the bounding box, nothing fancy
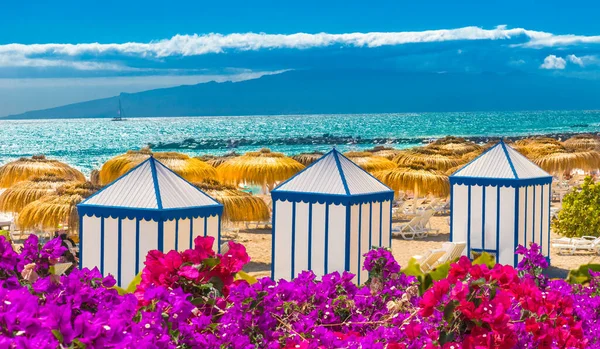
[99,149,217,185]
[375,163,450,198]
[217,148,305,191]
[18,182,101,232]
[532,150,600,174]
[193,180,270,222]
[0,155,85,188]
[426,136,482,156]
[90,169,100,185]
[0,175,73,213]
[196,152,240,168]
[343,151,396,173]
[393,147,461,171]
[564,134,600,151]
[292,151,324,166]
[513,137,564,158]
[365,146,402,160]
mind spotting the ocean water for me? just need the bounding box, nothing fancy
[1,110,599,175]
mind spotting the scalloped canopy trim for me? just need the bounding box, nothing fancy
[449,177,552,187]
[77,204,223,221]
[271,191,394,205]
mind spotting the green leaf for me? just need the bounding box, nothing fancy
[203,257,221,268]
[191,297,206,306]
[567,264,600,285]
[472,252,496,268]
[439,331,455,345]
[401,257,424,278]
[52,329,63,342]
[471,277,487,287]
[429,262,451,281]
[125,272,142,293]
[113,286,128,295]
[443,301,456,323]
[235,271,258,284]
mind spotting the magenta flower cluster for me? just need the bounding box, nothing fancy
[1,234,600,348]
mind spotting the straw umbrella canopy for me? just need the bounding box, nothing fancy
[426,136,482,156]
[217,148,305,191]
[99,149,218,185]
[513,137,565,158]
[375,162,450,197]
[0,155,85,188]
[364,145,402,160]
[196,152,240,168]
[532,150,600,174]
[292,151,324,166]
[0,175,73,213]
[393,147,461,171]
[343,151,396,173]
[18,182,101,233]
[90,169,100,185]
[564,134,600,151]
[193,180,270,222]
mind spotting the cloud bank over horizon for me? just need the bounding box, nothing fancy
[2,25,600,72]
[2,24,600,115]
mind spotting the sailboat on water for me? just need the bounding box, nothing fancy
[111,97,127,121]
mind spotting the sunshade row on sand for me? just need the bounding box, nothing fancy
[1,134,599,232]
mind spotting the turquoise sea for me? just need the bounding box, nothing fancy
[1,110,599,175]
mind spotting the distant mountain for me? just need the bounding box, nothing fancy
[3,69,600,119]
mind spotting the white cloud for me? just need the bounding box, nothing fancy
[567,54,599,67]
[0,25,544,59]
[1,25,599,70]
[0,53,136,70]
[540,55,566,69]
[521,34,600,48]
[567,54,584,66]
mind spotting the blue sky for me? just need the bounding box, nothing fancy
[2,0,600,115]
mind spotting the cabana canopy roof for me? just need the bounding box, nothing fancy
[272,149,393,204]
[450,141,552,186]
[78,157,221,220]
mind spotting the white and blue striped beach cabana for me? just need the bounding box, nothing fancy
[77,157,223,286]
[449,141,553,266]
[271,149,394,284]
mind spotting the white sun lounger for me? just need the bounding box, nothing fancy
[418,210,439,236]
[412,241,467,272]
[392,210,439,239]
[392,216,424,240]
[415,249,447,273]
[438,242,467,264]
[552,236,600,255]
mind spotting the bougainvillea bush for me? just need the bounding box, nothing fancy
[1,235,600,348]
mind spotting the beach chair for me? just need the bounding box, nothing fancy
[392,216,424,240]
[433,200,450,215]
[245,220,272,230]
[551,236,600,255]
[420,198,440,212]
[415,249,447,273]
[404,197,426,214]
[418,210,439,236]
[392,201,407,219]
[62,238,79,256]
[437,242,467,264]
[52,263,73,276]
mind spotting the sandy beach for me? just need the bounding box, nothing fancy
[230,215,599,279]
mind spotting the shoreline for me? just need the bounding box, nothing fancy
[150,130,600,152]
